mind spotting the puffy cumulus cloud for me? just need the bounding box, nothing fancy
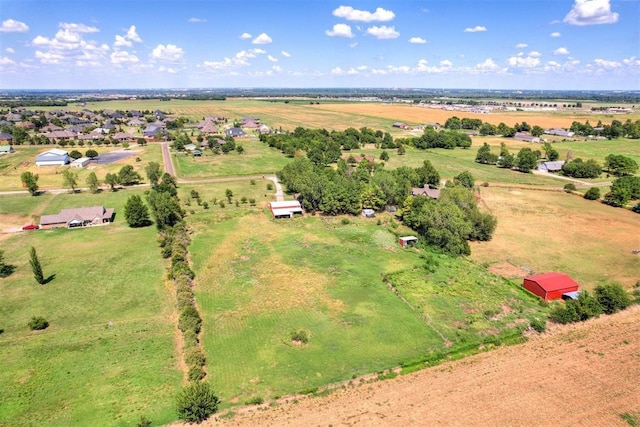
[202,48,266,70]
[0,56,16,65]
[332,6,395,22]
[622,57,640,67]
[515,43,528,48]
[126,25,142,42]
[476,58,500,71]
[281,51,291,57]
[331,66,345,75]
[267,55,278,62]
[240,32,252,39]
[529,51,541,58]
[6,47,15,53]
[554,47,570,55]
[188,17,207,23]
[366,26,399,39]
[409,37,426,44]
[114,25,142,47]
[464,25,487,33]
[110,50,139,64]
[35,50,65,64]
[564,0,618,25]
[114,35,132,48]
[252,33,272,44]
[271,65,282,72]
[593,58,620,68]
[58,22,98,33]
[550,32,562,37]
[0,19,29,33]
[151,44,184,62]
[507,53,541,68]
[415,59,452,73]
[326,23,354,38]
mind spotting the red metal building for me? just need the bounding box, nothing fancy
[523,272,580,300]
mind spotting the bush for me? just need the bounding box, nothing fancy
[584,187,601,200]
[176,382,220,423]
[187,366,206,382]
[290,329,309,344]
[136,415,152,427]
[340,218,350,225]
[178,305,202,334]
[185,346,206,368]
[530,318,546,333]
[28,316,49,330]
[564,183,577,192]
[594,282,632,314]
[245,396,264,405]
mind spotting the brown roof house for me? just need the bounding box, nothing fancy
[40,206,115,229]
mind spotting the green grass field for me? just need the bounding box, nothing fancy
[0,189,182,426]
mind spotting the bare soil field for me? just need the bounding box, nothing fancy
[200,305,640,427]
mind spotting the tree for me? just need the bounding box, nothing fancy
[379,150,389,161]
[176,381,220,423]
[145,162,162,186]
[86,171,100,193]
[117,165,143,186]
[475,143,497,164]
[453,171,474,189]
[29,246,45,285]
[20,172,39,196]
[69,149,82,160]
[516,148,537,173]
[604,154,639,176]
[225,188,233,203]
[584,187,600,200]
[594,283,631,314]
[124,195,152,228]
[146,189,184,230]
[62,169,78,192]
[85,149,99,159]
[105,173,119,191]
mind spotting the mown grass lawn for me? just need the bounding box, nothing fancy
[188,209,546,408]
[0,189,182,426]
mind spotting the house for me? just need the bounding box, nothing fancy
[40,206,115,229]
[226,127,246,138]
[538,161,565,172]
[544,128,575,137]
[35,149,70,166]
[71,157,91,168]
[44,130,77,142]
[199,121,218,135]
[522,272,580,301]
[398,236,418,247]
[258,124,271,134]
[0,132,13,143]
[412,186,441,199]
[392,122,411,129]
[344,154,375,164]
[0,144,14,154]
[184,144,197,151]
[269,200,303,219]
[514,132,541,143]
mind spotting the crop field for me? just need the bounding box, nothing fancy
[470,186,640,288]
[0,144,162,192]
[0,189,181,426]
[186,207,545,408]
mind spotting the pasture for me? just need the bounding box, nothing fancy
[0,189,181,426]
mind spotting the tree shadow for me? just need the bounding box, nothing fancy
[0,264,16,278]
[42,274,56,284]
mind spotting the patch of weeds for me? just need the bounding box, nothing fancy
[620,412,639,427]
[245,396,264,405]
[290,329,309,345]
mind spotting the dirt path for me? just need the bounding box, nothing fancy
[201,306,640,427]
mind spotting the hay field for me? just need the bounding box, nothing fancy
[470,186,640,288]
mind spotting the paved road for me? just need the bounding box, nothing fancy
[161,142,175,176]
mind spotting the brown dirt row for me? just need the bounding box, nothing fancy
[202,305,640,427]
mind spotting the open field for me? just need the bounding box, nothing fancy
[0,144,162,191]
[187,207,545,408]
[470,186,640,288]
[0,189,182,426]
[207,304,640,427]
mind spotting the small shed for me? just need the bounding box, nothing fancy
[538,161,565,172]
[71,157,91,168]
[523,272,580,300]
[398,236,418,247]
[269,200,303,219]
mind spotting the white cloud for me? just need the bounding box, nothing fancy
[331,66,344,75]
[508,54,541,68]
[188,17,207,23]
[593,58,620,68]
[529,51,541,58]
[202,49,266,70]
[110,50,139,64]
[252,33,272,44]
[326,23,354,38]
[58,22,99,33]
[515,43,528,48]
[240,33,252,39]
[366,25,399,40]
[151,44,184,62]
[6,47,15,54]
[272,65,282,72]
[415,59,451,73]
[114,35,132,48]
[550,32,562,38]
[332,6,395,22]
[158,66,178,73]
[440,60,453,67]
[0,56,16,65]
[476,58,499,70]
[0,19,29,33]
[281,51,291,57]
[126,25,142,42]
[268,55,278,62]
[564,0,618,25]
[554,47,570,55]
[464,25,487,33]
[409,37,426,44]
[35,50,64,64]
[349,42,358,48]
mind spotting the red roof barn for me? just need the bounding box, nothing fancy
[523,272,580,300]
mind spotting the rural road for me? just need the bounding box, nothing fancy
[161,142,176,176]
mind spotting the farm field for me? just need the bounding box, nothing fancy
[186,207,545,408]
[0,189,182,426]
[209,304,640,427]
[470,186,640,288]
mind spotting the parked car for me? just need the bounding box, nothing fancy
[22,224,39,231]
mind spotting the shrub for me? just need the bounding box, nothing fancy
[136,416,152,427]
[530,318,546,333]
[594,282,632,314]
[584,187,600,200]
[290,329,308,344]
[187,366,206,382]
[245,396,264,405]
[266,183,274,191]
[178,305,202,334]
[564,183,577,192]
[185,346,206,368]
[28,316,49,330]
[176,381,220,423]
[341,218,350,225]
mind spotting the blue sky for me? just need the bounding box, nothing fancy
[0,0,638,90]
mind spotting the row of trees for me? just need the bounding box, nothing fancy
[475,143,539,172]
[395,128,472,150]
[550,283,633,324]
